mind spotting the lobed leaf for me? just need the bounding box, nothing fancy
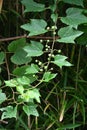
[43,72,57,82]
[23,103,39,116]
[21,89,40,103]
[25,64,39,74]
[11,48,32,65]
[58,26,83,43]
[52,54,72,68]
[0,89,7,104]
[21,19,47,36]
[62,0,84,7]
[5,79,18,87]
[8,38,26,52]
[21,0,45,12]
[23,41,43,57]
[17,76,30,86]
[61,8,87,29]
[0,106,17,120]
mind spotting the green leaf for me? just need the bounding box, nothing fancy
[43,72,57,82]
[0,89,7,104]
[16,85,24,94]
[50,2,57,12]
[22,89,40,103]
[28,89,41,103]
[28,89,40,103]
[21,19,47,36]
[8,38,26,52]
[62,0,84,7]
[21,0,45,13]
[76,33,87,45]
[75,25,87,45]
[61,8,87,28]
[13,66,29,76]
[26,75,38,83]
[23,103,39,116]
[57,124,81,130]
[5,79,18,87]
[23,41,43,57]
[0,51,5,64]
[80,103,85,124]
[52,54,72,68]
[17,76,30,85]
[25,64,39,74]
[13,67,37,83]
[51,13,58,23]
[0,106,17,120]
[58,26,83,43]
[11,48,32,65]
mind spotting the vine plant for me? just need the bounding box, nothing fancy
[0,0,87,129]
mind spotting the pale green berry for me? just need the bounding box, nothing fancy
[53,31,56,35]
[33,75,35,77]
[40,39,43,43]
[80,99,83,102]
[52,54,54,57]
[47,46,50,49]
[44,66,48,69]
[35,60,38,62]
[51,25,57,30]
[50,68,53,70]
[40,69,43,72]
[38,61,42,66]
[45,44,48,47]
[58,49,61,53]
[48,57,50,61]
[46,48,48,51]
[51,26,55,29]
[47,39,50,43]
[48,53,51,57]
[47,26,50,30]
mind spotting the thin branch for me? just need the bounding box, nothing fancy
[0,120,8,124]
[0,35,59,42]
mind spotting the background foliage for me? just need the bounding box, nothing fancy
[0,0,87,130]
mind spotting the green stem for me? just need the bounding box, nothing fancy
[73,102,77,130]
[70,45,75,63]
[76,45,81,89]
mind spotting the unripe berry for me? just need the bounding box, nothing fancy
[45,44,48,47]
[51,25,57,30]
[47,46,50,49]
[40,69,43,72]
[38,61,42,66]
[50,68,53,70]
[47,26,50,30]
[47,39,50,43]
[48,53,51,57]
[52,54,54,57]
[48,57,50,61]
[53,31,56,35]
[35,60,38,63]
[33,75,35,77]
[51,26,55,29]
[46,48,48,51]
[40,39,43,43]
[44,66,48,70]
[58,49,61,53]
